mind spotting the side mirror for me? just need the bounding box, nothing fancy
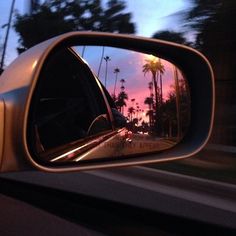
[0,32,214,172]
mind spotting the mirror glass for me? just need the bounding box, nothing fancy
[28,46,190,164]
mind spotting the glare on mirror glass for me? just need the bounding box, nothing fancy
[29,46,190,164]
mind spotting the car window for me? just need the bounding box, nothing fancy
[27,47,112,160]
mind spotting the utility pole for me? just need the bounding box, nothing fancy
[0,0,16,71]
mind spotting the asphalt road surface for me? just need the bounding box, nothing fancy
[48,133,177,163]
[1,165,236,229]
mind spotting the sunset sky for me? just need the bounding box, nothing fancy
[75,46,185,122]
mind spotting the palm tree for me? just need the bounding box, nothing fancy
[131,98,135,106]
[144,97,154,126]
[148,82,154,112]
[116,91,128,114]
[143,58,163,104]
[97,46,105,78]
[148,82,153,96]
[120,79,125,91]
[120,78,125,86]
[81,46,86,57]
[143,58,164,130]
[128,107,135,122]
[158,58,165,104]
[146,109,154,128]
[113,67,120,96]
[103,55,111,88]
[163,91,178,138]
[136,104,140,120]
[144,97,154,108]
[173,65,181,140]
[111,94,117,103]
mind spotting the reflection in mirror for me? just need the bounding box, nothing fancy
[71,46,191,159]
[28,46,190,164]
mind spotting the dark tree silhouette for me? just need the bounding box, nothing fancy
[103,55,111,87]
[157,58,165,105]
[185,0,236,145]
[185,0,236,75]
[116,91,128,114]
[113,67,120,96]
[14,0,136,53]
[120,79,125,88]
[144,97,154,127]
[128,106,135,122]
[152,30,191,46]
[161,77,190,138]
[143,58,164,133]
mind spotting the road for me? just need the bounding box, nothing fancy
[98,133,177,156]
[55,133,177,162]
[1,165,236,230]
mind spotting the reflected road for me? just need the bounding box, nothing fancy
[72,132,178,162]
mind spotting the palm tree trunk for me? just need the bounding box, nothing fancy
[152,73,159,132]
[105,60,108,87]
[97,46,105,78]
[160,73,163,104]
[148,103,151,127]
[159,58,163,105]
[81,46,86,57]
[174,66,181,140]
[159,71,164,136]
[113,73,118,96]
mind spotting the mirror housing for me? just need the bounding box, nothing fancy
[0,32,214,172]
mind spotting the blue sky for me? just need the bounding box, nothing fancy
[0,0,192,67]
